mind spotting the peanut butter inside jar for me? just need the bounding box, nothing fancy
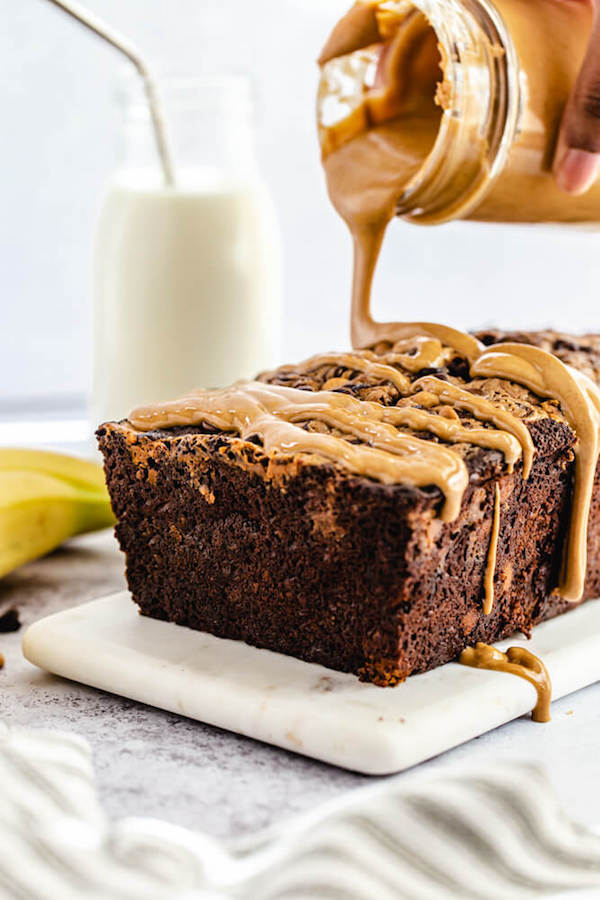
[318,0,600,226]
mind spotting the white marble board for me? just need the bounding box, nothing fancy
[22,591,600,775]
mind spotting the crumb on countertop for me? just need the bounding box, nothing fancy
[0,607,21,633]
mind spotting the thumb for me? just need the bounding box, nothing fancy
[554,8,600,195]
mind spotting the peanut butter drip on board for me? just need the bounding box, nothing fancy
[460,643,552,723]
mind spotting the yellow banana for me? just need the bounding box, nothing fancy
[0,447,107,493]
[0,451,115,578]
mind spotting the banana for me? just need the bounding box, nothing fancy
[0,450,115,579]
[0,447,107,492]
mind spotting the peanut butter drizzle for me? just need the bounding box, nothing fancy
[276,349,525,468]
[382,407,521,472]
[275,351,412,393]
[412,376,535,478]
[131,339,535,522]
[130,381,469,521]
[379,337,450,373]
[472,345,600,602]
[483,484,501,616]
[460,643,552,723]
[281,339,462,381]
[318,2,600,603]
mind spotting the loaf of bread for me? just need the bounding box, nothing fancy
[97,331,600,685]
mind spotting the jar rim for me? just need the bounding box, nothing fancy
[395,0,521,224]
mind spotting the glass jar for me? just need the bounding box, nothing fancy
[317,0,600,226]
[91,74,282,428]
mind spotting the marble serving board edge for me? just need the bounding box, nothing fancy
[22,591,600,775]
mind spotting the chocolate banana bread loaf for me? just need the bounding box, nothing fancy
[97,331,600,685]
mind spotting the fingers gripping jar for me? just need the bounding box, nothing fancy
[317,0,600,227]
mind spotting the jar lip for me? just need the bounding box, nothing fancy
[396,0,521,224]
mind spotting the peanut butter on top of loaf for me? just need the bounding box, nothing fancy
[129,330,600,606]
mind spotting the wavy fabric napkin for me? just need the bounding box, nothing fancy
[1,720,600,900]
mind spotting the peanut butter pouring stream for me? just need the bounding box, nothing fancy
[129,0,600,715]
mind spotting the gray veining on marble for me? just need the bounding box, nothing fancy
[1,531,600,839]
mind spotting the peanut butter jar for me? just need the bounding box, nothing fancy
[318,0,600,225]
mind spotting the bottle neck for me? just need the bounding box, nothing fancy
[116,74,258,183]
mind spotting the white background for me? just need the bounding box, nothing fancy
[2,0,600,409]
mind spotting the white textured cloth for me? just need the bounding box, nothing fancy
[0,721,599,900]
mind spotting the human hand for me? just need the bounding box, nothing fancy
[554,0,600,193]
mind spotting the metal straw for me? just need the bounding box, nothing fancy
[44,0,175,186]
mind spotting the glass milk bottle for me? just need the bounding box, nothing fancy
[91,75,282,427]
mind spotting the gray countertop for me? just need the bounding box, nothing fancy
[2,530,600,839]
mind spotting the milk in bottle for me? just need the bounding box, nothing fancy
[91,75,282,425]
